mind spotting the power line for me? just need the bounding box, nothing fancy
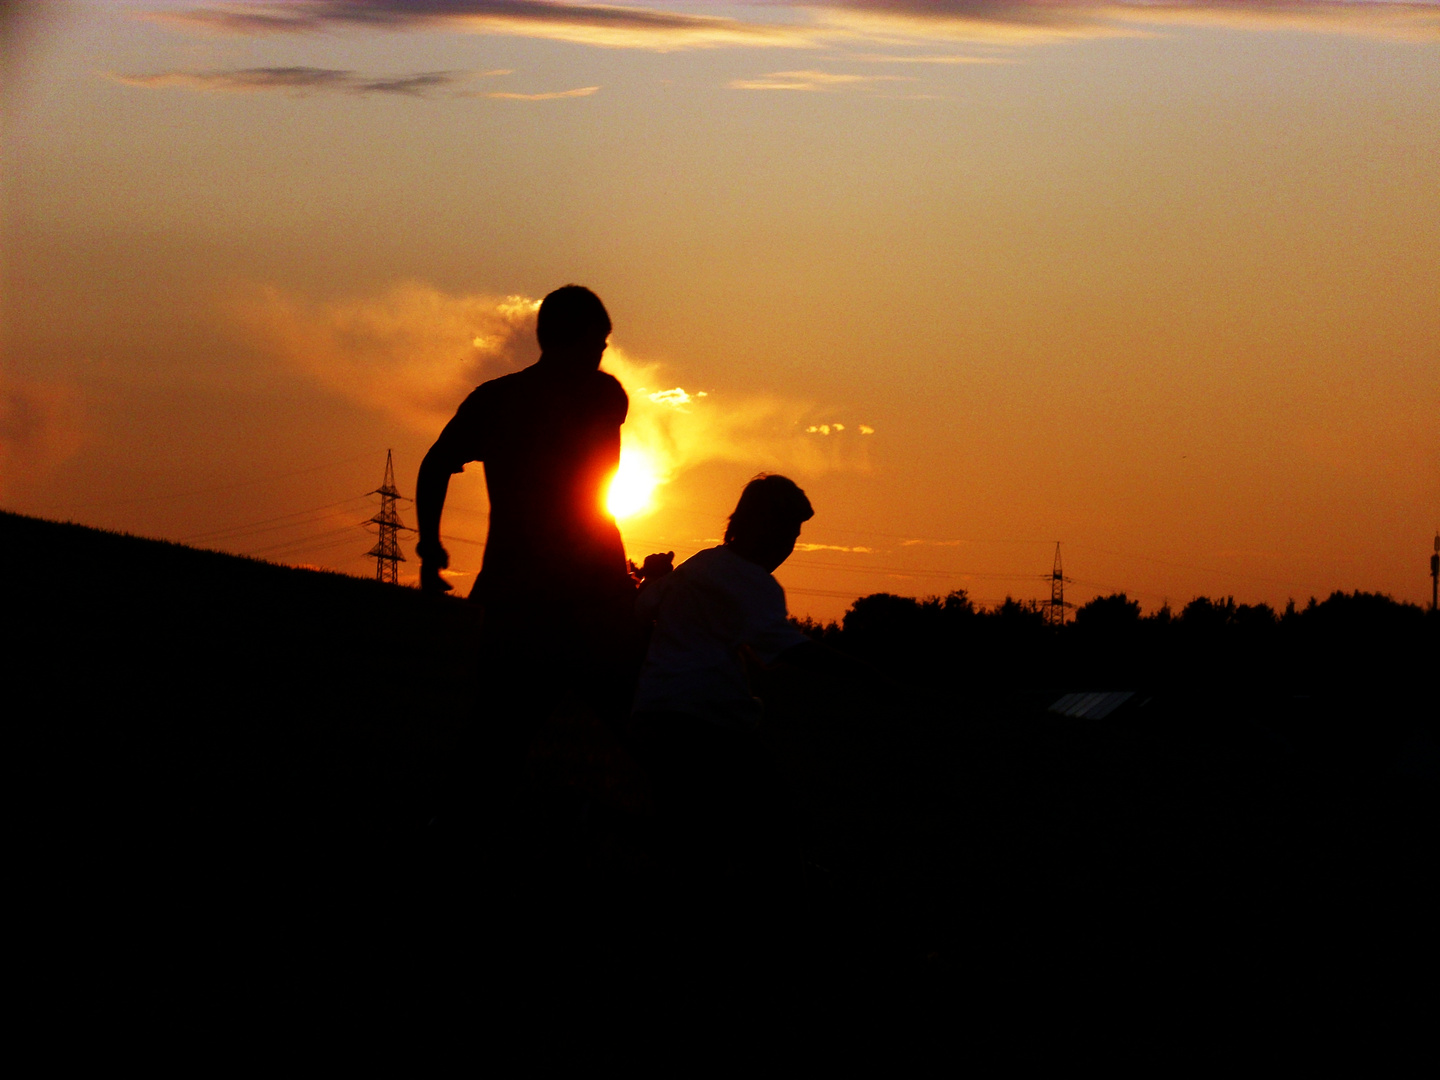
[35,451,377,511]
[255,533,370,562]
[179,496,372,544]
[787,558,1039,581]
[244,522,363,558]
[1064,540,1305,591]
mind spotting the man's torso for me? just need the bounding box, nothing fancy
[434,363,630,606]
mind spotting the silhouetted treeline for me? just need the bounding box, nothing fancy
[796,588,1437,704]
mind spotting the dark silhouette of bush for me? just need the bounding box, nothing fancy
[806,582,1432,704]
[1180,594,1237,631]
[1073,592,1142,634]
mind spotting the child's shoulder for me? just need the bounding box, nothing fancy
[678,546,778,592]
[681,545,746,572]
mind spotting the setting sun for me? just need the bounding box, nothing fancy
[606,445,661,520]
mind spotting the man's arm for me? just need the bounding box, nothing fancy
[415,442,454,594]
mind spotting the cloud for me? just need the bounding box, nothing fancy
[605,350,876,486]
[109,65,468,96]
[140,1,1440,55]
[0,372,83,497]
[807,2,1440,45]
[840,52,1019,63]
[143,0,814,51]
[644,387,707,407]
[482,84,599,99]
[795,542,874,552]
[1097,0,1440,41]
[233,283,874,486]
[730,68,910,90]
[231,283,541,429]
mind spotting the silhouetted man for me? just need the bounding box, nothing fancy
[416,286,637,719]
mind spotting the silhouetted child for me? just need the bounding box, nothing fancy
[631,474,817,884]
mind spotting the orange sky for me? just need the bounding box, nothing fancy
[3,1,1437,620]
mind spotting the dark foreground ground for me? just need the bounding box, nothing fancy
[8,510,1436,1048]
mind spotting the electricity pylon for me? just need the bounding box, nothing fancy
[365,450,415,585]
[1043,541,1073,628]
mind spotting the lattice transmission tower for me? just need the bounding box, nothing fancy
[365,449,415,585]
[1043,541,1073,627]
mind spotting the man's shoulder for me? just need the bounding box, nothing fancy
[454,366,542,413]
[477,366,624,405]
[592,370,628,419]
[476,367,534,396]
[457,370,509,404]
[593,369,625,394]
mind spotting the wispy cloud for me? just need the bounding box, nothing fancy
[142,1,1440,50]
[143,0,814,50]
[482,84,599,99]
[110,65,467,96]
[234,283,875,486]
[1101,0,1440,41]
[841,52,1019,64]
[232,283,542,428]
[809,2,1440,45]
[730,68,909,90]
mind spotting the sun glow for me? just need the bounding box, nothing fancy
[606,445,662,520]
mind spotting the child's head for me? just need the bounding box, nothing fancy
[724,474,814,572]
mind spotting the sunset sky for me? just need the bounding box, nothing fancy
[3,0,1437,620]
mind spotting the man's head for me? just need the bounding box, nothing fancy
[536,285,611,371]
[724,474,814,572]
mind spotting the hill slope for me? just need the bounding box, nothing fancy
[9,510,1435,1026]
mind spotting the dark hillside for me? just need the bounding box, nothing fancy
[9,511,487,1017]
[8,509,1436,1033]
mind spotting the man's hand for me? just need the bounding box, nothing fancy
[416,538,453,594]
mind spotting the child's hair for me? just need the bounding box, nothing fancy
[724,474,814,544]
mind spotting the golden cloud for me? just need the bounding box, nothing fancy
[230,282,542,429]
[109,66,465,96]
[140,1,1440,60]
[144,0,816,51]
[483,84,599,99]
[233,283,874,493]
[811,2,1440,46]
[730,68,912,90]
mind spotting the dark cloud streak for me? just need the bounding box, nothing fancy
[143,1,1440,48]
[147,0,783,39]
[112,66,466,96]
